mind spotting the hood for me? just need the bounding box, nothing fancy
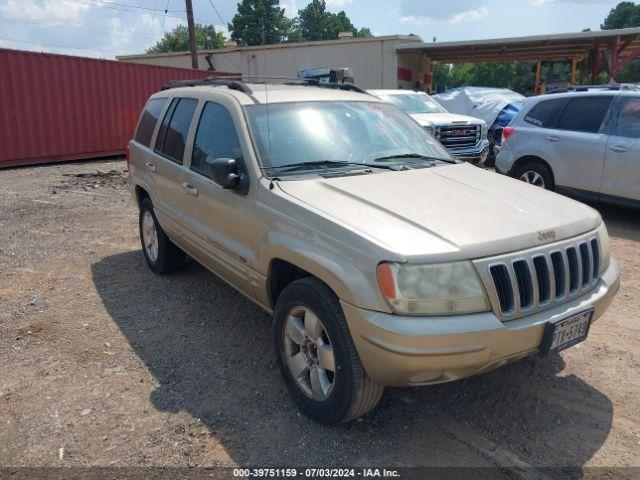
[410,112,486,127]
[277,164,601,262]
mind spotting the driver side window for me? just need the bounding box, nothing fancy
[191,102,243,178]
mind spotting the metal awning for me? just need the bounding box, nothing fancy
[397,27,640,63]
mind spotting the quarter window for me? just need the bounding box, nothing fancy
[523,98,566,128]
[556,96,612,133]
[608,96,640,138]
[191,102,243,178]
[134,97,166,147]
[155,98,198,164]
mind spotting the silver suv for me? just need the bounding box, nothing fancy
[495,85,640,208]
[127,79,619,423]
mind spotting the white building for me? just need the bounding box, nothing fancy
[117,35,426,90]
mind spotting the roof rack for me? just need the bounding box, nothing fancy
[161,77,253,95]
[160,75,369,98]
[546,83,640,94]
[282,80,368,94]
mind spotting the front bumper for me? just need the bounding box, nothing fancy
[341,259,620,387]
[448,139,490,165]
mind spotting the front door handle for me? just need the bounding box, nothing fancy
[608,145,627,153]
[182,182,199,196]
[545,136,561,142]
[145,161,157,172]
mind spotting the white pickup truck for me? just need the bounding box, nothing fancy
[370,89,490,164]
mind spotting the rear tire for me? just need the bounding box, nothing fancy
[514,161,554,190]
[274,277,383,424]
[139,198,185,274]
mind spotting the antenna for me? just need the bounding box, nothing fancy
[261,18,273,167]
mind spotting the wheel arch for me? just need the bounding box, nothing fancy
[135,184,150,207]
[512,155,555,182]
[261,238,386,313]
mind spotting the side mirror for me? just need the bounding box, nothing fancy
[208,156,242,190]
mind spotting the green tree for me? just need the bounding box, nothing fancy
[146,24,224,53]
[601,1,640,82]
[601,1,640,28]
[295,0,369,41]
[432,61,535,94]
[228,0,290,46]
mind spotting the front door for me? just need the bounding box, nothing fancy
[179,100,257,297]
[601,95,640,203]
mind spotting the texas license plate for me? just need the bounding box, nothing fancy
[540,309,594,356]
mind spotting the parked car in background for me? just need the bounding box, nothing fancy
[434,87,525,165]
[128,79,619,424]
[496,85,640,208]
[369,89,489,165]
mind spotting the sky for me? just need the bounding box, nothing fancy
[0,0,629,59]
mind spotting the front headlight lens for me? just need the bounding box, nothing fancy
[480,123,488,139]
[596,222,611,273]
[377,261,490,315]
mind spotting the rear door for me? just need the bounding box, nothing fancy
[601,95,640,202]
[550,95,613,195]
[179,97,257,297]
[151,96,199,234]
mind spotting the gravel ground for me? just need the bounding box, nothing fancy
[1,159,639,472]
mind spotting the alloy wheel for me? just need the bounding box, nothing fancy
[519,170,546,188]
[283,306,336,401]
[141,210,159,262]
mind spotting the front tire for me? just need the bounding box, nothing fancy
[139,198,185,274]
[515,161,554,190]
[274,277,383,424]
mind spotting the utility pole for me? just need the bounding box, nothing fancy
[185,0,198,69]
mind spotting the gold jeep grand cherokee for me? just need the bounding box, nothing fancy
[127,78,620,424]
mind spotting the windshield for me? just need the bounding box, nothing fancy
[378,93,447,114]
[245,101,453,172]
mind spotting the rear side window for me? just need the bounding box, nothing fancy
[155,97,198,164]
[524,98,566,128]
[134,98,166,147]
[556,96,612,133]
[191,102,243,178]
[607,96,640,138]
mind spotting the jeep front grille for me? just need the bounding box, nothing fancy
[474,231,601,320]
[435,124,481,150]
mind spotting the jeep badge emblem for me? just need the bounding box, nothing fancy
[538,230,557,242]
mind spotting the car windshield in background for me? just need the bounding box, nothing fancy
[378,93,447,114]
[245,101,453,173]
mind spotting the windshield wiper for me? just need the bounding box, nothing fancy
[373,153,453,163]
[267,160,399,174]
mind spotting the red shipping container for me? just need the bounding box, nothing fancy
[0,48,237,168]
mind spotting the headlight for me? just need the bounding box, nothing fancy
[480,123,488,139]
[377,261,490,315]
[596,222,611,273]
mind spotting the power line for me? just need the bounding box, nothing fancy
[67,0,220,25]
[206,0,226,26]
[66,0,190,22]
[76,0,185,13]
[0,14,164,41]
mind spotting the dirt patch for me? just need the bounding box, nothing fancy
[1,159,639,470]
[52,168,127,194]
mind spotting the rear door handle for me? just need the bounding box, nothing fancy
[545,136,561,142]
[182,182,199,196]
[145,161,157,172]
[608,145,627,153]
